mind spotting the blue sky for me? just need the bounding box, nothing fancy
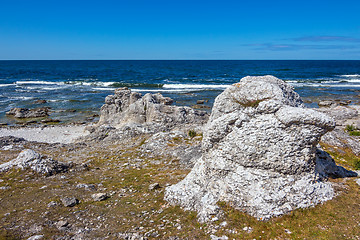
[0,0,359,60]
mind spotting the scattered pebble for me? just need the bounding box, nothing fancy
[242,226,253,233]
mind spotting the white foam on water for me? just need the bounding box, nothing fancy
[16,80,64,85]
[92,87,116,91]
[134,89,190,93]
[162,84,230,89]
[67,81,116,87]
[339,74,360,77]
[344,79,360,83]
[0,84,15,87]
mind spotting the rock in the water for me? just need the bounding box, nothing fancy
[0,149,69,175]
[61,197,79,207]
[91,193,108,201]
[165,75,350,221]
[6,107,49,118]
[318,100,334,107]
[97,87,208,130]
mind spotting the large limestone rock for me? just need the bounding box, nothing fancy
[97,87,208,131]
[165,75,356,221]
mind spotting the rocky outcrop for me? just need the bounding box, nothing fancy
[165,75,356,221]
[96,87,208,131]
[6,107,49,118]
[0,149,69,175]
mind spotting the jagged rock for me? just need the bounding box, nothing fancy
[61,197,79,207]
[0,149,69,175]
[97,87,208,131]
[165,75,355,222]
[6,107,50,118]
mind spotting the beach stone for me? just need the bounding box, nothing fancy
[97,87,208,130]
[61,197,79,207]
[165,75,355,221]
[0,149,69,175]
[6,107,49,118]
[91,193,108,201]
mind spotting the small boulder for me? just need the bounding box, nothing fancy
[91,193,108,201]
[55,220,69,230]
[61,197,79,207]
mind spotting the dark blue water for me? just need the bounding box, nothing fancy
[1,60,360,124]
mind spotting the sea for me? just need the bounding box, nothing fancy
[1,60,360,125]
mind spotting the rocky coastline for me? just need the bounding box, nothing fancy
[1,76,360,239]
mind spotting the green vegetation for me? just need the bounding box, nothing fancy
[345,124,360,136]
[188,129,197,138]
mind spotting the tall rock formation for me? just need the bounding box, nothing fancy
[165,75,356,221]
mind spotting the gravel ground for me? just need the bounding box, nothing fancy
[0,125,89,144]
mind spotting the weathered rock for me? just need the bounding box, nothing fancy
[97,87,208,131]
[61,197,79,207]
[0,149,69,175]
[6,107,50,118]
[165,75,353,221]
[91,193,108,201]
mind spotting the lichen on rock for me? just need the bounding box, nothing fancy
[165,75,356,221]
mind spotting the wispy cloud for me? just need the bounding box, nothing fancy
[291,36,360,42]
[247,43,357,51]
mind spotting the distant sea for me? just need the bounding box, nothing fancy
[1,60,360,124]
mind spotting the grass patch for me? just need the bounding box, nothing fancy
[345,124,360,136]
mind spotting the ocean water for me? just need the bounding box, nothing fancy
[1,60,360,124]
